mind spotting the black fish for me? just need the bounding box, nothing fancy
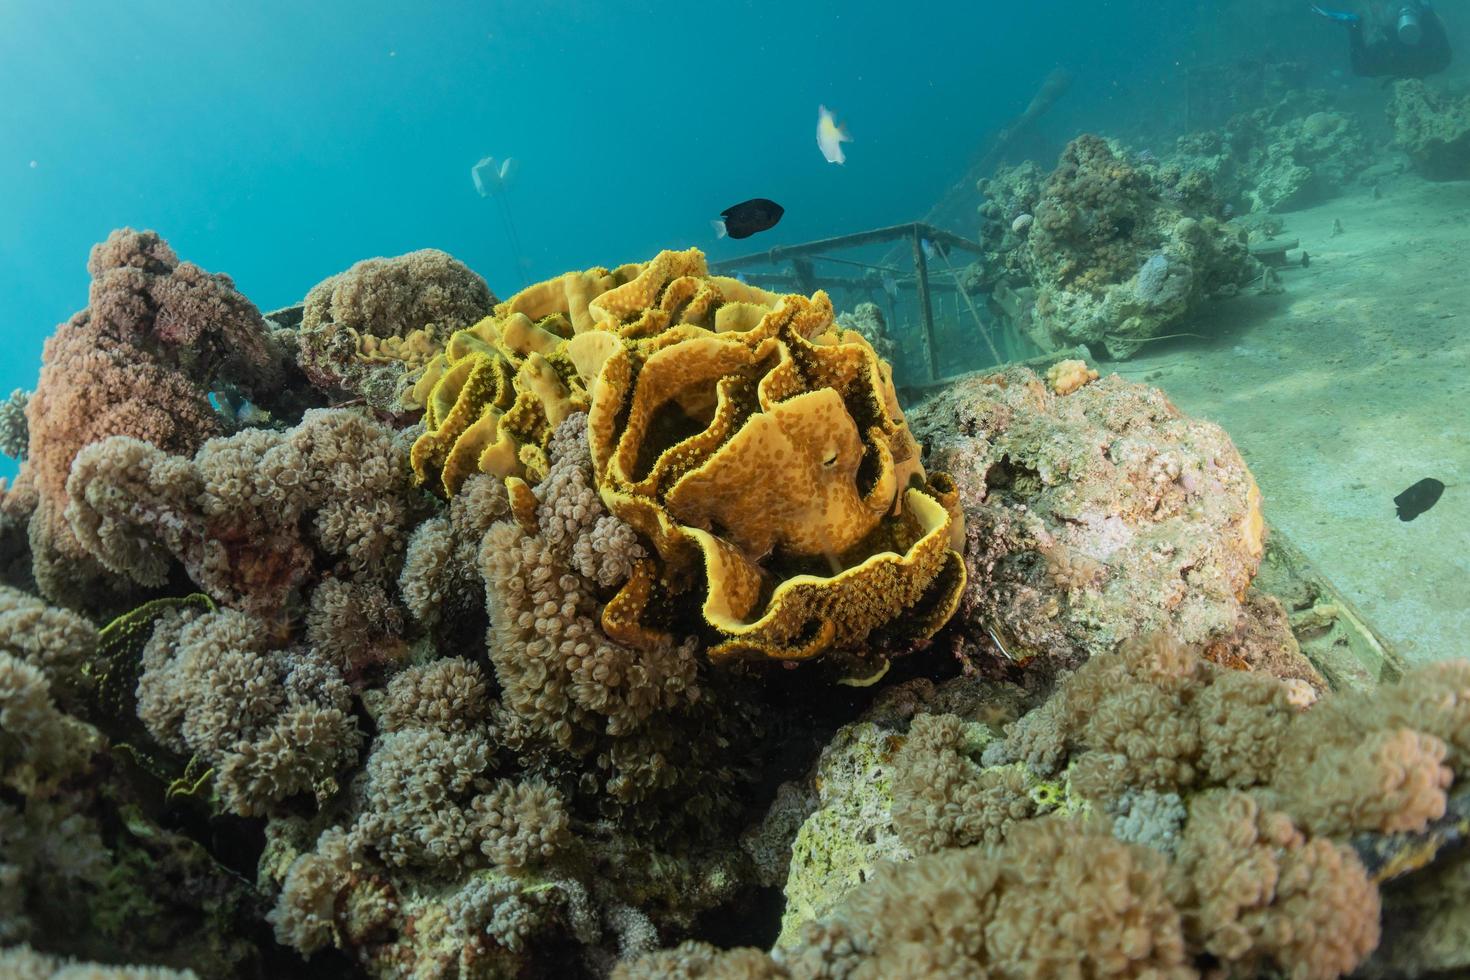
[1394,477,1444,521]
[714,198,784,240]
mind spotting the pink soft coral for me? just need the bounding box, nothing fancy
[23,229,277,600]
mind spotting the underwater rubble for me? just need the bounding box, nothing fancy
[3,226,1470,980]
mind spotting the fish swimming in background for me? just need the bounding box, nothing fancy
[816,105,852,164]
[471,155,517,197]
[1394,477,1445,521]
[712,198,785,240]
[921,237,950,261]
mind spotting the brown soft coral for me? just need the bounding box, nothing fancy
[891,713,1036,854]
[840,816,1190,979]
[134,607,361,817]
[295,249,495,410]
[1272,662,1468,837]
[65,408,419,621]
[0,584,98,709]
[1168,790,1380,980]
[479,418,759,826]
[993,636,1465,845]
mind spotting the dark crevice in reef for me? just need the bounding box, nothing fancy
[691,884,787,952]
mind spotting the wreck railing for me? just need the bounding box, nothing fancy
[708,222,985,385]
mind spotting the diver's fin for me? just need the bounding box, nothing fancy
[1310,4,1360,24]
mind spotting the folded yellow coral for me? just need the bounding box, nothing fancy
[410,248,965,664]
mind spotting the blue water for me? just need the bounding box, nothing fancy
[2,1,1348,481]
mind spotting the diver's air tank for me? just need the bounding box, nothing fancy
[1397,3,1424,45]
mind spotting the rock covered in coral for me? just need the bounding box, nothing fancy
[1012,135,1253,357]
[973,159,1046,291]
[22,229,287,612]
[294,248,496,412]
[771,722,910,947]
[1165,91,1371,213]
[834,302,895,364]
[1389,78,1470,180]
[910,366,1275,667]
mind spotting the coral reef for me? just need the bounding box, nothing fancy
[294,249,496,412]
[1165,91,1371,212]
[0,389,28,461]
[7,228,1470,979]
[910,366,1290,670]
[1389,78,1470,180]
[974,136,1253,357]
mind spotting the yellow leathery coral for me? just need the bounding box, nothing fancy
[697,490,966,662]
[410,249,966,662]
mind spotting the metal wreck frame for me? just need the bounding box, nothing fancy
[708,221,987,385]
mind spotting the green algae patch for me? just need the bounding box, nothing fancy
[777,722,910,947]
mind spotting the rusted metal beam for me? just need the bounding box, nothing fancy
[911,226,940,384]
[730,271,968,294]
[709,222,983,273]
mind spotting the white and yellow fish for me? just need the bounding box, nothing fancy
[816,105,851,165]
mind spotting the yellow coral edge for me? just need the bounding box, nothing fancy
[697,488,958,662]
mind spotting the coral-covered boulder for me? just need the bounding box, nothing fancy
[1018,136,1253,357]
[910,367,1270,666]
[1166,93,1371,213]
[1390,79,1470,180]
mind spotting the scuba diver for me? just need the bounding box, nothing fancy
[1312,1,1452,78]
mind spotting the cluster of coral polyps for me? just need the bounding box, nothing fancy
[409,247,966,665]
[647,636,1470,980]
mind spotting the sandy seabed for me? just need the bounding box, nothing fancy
[1118,174,1470,663]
